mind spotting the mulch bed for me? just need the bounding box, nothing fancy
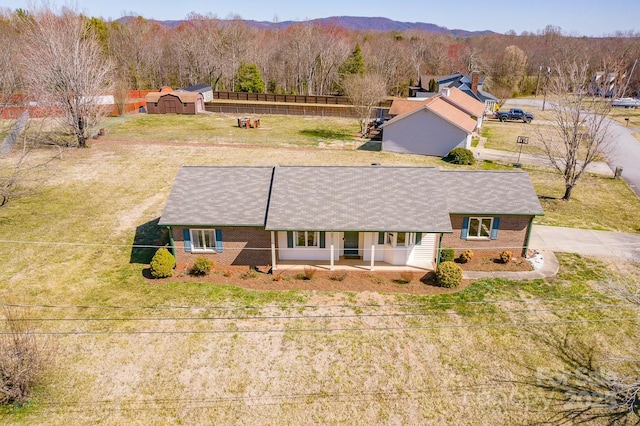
[455,253,533,272]
[148,266,469,295]
[146,255,533,295]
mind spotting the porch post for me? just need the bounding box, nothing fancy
[370,244,375,271]
[270,231,277,271]
[330,233,335,271]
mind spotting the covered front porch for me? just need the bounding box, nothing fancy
[271,258,434,272]
[269,230,439,272]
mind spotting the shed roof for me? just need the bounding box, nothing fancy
[179,84,213,93]
[158,166,274,226]
[144,91,203,103]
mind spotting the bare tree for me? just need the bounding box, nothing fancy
[20,7,114,147]
[342,73,387,137]
[536,59,618,201]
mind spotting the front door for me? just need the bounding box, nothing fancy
[344,232,359,256]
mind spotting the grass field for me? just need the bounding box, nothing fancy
[0,114,639,424]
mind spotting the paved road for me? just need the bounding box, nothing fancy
[530,225,640,260]
[605,119,640,196]
[502,98,640,196]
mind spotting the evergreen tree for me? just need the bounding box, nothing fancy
[339,43,365,77]
[428,78,438,92]
[234,63,265,93]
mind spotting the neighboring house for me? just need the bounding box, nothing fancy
[145,91,204,114]
[380,96,476,157]
[177,83,214,102]
[410,72,498,113]
[158,166,543,271]
[439,87,486,129]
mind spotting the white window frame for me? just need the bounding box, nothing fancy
[190,229,217,252]
[384,232,414,247]
[467,217,493,239]
[294,231,319,248]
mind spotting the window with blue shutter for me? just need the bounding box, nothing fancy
[461,217,469,239]
[215,229,223,252]
[490,218,500,240]
[183,229,192,252]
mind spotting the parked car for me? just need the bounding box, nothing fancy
[611,97,640,108]
[494,108,534,123]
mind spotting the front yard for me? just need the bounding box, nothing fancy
[0,114,639,424]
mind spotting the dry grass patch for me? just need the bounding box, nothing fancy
[1,115,640,424]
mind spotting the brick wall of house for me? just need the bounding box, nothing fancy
[441,215,533,257]
[170,226,272,268]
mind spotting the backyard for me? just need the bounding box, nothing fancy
[0,113,639,424]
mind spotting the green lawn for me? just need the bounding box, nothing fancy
[103,113,361,147]
[0,114,638,424]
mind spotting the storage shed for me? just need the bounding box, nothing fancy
[145,91,204,114]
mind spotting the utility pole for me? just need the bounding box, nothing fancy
[535,65,542,97]
[542,66,551,111]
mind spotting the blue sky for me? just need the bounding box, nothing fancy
[1,0,638,36]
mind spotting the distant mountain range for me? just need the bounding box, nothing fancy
[137,16,495,37]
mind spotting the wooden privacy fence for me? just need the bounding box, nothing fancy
[206,93,391,118]
[212,91,356,105]
[205,102,369,118]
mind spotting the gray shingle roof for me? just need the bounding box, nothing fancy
[265,166,453,232]
[158,166,543,231]
[158,166,273,226]
[443,170,544,215]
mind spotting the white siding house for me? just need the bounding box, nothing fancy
[382,108,472,157]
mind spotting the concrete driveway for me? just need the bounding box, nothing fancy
[530,225,640,260]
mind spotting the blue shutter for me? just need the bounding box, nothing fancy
[461,217,469,239]
[183,229,192,252]
[490,218,500,240]
[215,229,223,252]
[319,232,326,248]
[416,232,422,245]
[378,232,385,245]
[287,231,293,248]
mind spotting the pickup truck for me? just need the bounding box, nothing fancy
[495,108,534,123]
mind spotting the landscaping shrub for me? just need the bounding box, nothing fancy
[304,266,316,280]
[149,248,174,278]
[328,270,348,281]
[240,269,259,280]
[500,250,513,264]
[445,147,475,165]
[440,248,455,263]
[0,307,55,406]
[459,249,474,264]
[190,257,213,276]
[436,261,463,288]
[398,270,415,284]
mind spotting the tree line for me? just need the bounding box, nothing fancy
[3,7,640,101]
